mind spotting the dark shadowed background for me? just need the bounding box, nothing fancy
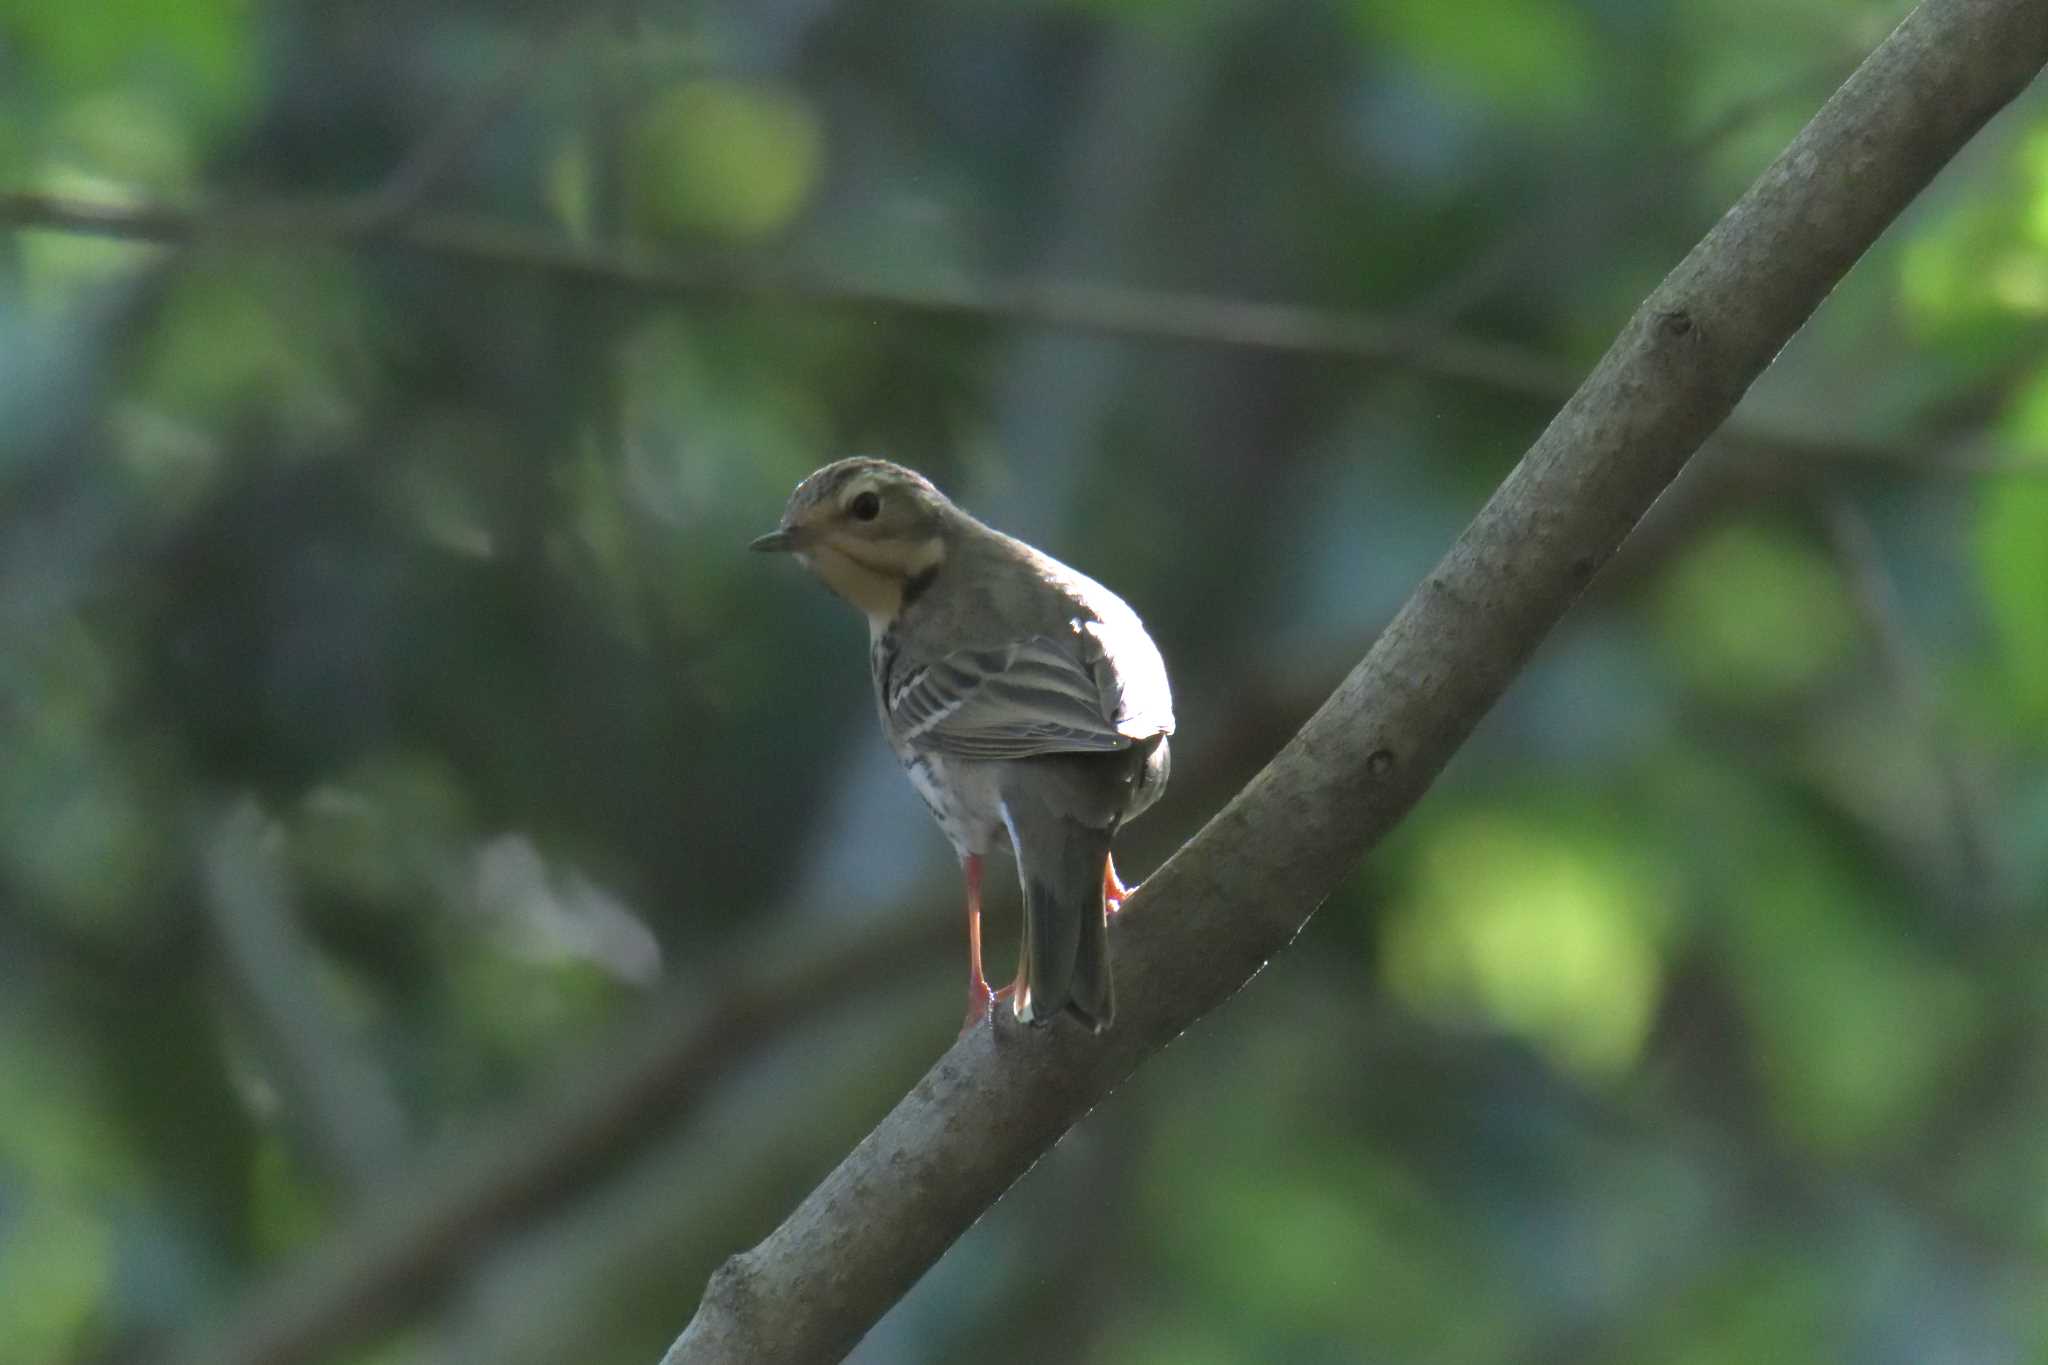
[3,0,2047,1361]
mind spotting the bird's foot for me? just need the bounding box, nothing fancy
[960,981,1017,1036]
[1104,859,1134,917]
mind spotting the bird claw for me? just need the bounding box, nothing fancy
[1104,859,1134,917]
[960,981,1017,1036]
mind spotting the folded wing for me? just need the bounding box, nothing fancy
[888,628,1163,761]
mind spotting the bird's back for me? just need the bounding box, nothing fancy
[918,522,1174,744]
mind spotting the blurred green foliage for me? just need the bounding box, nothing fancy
[630,80,823,238]
[2,0,2047,1362]
[1384,806,1669,1080]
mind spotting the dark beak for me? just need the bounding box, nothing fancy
[750,527,806,553]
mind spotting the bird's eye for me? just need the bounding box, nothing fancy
[849,491,882,521]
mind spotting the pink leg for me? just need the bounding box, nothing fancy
[961,855,1010,1033]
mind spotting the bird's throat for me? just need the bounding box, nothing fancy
[805,540,944,630]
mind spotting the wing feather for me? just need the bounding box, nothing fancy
[889,633,1133,760]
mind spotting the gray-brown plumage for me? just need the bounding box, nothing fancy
[752,458,1173,1031]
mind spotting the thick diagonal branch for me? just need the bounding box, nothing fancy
[660,3,2048,1361]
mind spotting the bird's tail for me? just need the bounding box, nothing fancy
[1004,801,1115,1032]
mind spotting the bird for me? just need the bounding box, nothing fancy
[752,458,1173,1033]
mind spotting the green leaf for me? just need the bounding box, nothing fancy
[1973,467,2048,728]
[0,624,167,941]
[0,1197,114,1365]
[1656,523,1856,704]
[1899,125,2048,337]
[1658,1253,1834,1365]
[0,0,255,133]
[133,251,378,446]
[630,80,823,240]
[247,1134,332,1260]
[1724,819,1985,1157]
[0,1026,141,1196]
[1348,0,1601,122]
[1382,810,1668,1080]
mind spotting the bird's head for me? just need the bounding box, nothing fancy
[752,458,955,626]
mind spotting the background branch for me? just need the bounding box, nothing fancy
[1819,497,2014,921]
[8,187,2039,478]
[354,4,590,232]
[4,189,2043,478]
[201,800,412,1198]
[0,190,1578,395]
[167,907,951,1365]
[658,2,2048,1360]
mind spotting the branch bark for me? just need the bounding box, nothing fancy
[659,3,2048,1361]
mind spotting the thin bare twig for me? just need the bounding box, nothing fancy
[427,1003,943,1365]
[0,189,1581,399]
[1401,49,1859,335]
[355,6,592,232]
[5,188,2044,480]
[202,800,412,1198]
[167,906,953,1365]
[1819,497,2013,920]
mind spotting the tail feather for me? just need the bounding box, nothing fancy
[1066,890,1114,1031]
[1002,799,1116,1031]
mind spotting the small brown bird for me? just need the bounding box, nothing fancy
[753,459,1173,1031]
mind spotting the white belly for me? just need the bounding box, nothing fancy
[896,747,1005,861]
